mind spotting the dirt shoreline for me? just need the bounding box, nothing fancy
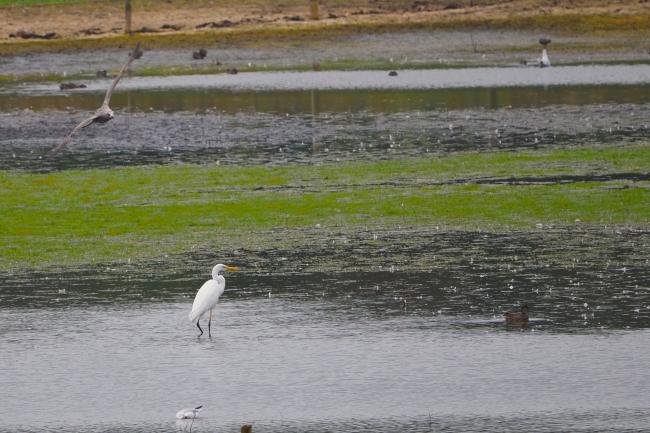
[1,0,650,55]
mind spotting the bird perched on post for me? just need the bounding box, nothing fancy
[189,264,240,337]
[538,37,551,67]
[50,43,143,155]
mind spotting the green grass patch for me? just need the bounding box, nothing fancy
[1,145,648,269]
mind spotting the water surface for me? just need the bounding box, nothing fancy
[2,60,650,432]
[2,81,650,171]
[1,228,650,432]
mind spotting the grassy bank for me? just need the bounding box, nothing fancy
[2,13,650,57]
[0,10,650,55]
[1,145,648,269]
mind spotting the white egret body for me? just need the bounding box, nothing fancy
[189,264,239,337]
[176,405,203,419]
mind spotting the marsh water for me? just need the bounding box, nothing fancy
[2,60,650,432]
[2,228,650,432]
[3,66,650,171]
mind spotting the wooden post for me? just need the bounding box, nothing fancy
[310,0,319,20]
[125,0,132,34]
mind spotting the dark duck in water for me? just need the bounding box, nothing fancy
[504,304,529,326]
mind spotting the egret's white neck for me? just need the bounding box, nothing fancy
[211,268,221,280]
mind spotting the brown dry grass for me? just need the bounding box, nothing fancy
[1,0,649,53]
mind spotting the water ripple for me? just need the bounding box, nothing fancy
[2,227,648,331]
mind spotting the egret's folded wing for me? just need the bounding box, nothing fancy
[189,279,221,322]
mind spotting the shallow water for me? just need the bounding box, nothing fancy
[3,304,650,433]
[1,228,650,432]
[2,81,650,171]
[9,65,650,96]
[2,56,650,431]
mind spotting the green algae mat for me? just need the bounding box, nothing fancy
[1,145,648,269]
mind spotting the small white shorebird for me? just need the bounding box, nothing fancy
[50,43,143,154]
[190,264,240,337]
[176,405,203,419]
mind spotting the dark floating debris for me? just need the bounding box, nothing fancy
[539,37,551,47]
[9,30,58,39]
[196,20,233,29]
[284,15,304,21]
[192,48,208,60]
[226,68,239,75]
[77,27,103,36]
[160,23,182,31]
[59,83,87,91]
[96,70,108,78]
[443,2,462,10]
[388,70,398,76]
[412,0,431,11]
[133,26,158,33]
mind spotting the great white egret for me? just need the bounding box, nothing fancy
[189,264,239,337]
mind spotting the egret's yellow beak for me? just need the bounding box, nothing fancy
[224,265,240,271]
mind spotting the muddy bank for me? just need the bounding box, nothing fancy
[0,94,650,171]
[1,0,650,56]
[2,92,649,171]
[1,30,649,78]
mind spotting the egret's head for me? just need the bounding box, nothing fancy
[212,263,240,279]
[107,108,114,119]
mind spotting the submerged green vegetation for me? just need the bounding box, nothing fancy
[0,144,648,269]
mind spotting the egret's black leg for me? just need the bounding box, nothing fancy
[208,309,212,338]
[196,320,203,336]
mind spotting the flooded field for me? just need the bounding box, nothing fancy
[1,58,650,432]
[2,68,650,170]
[2,228,650,432]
